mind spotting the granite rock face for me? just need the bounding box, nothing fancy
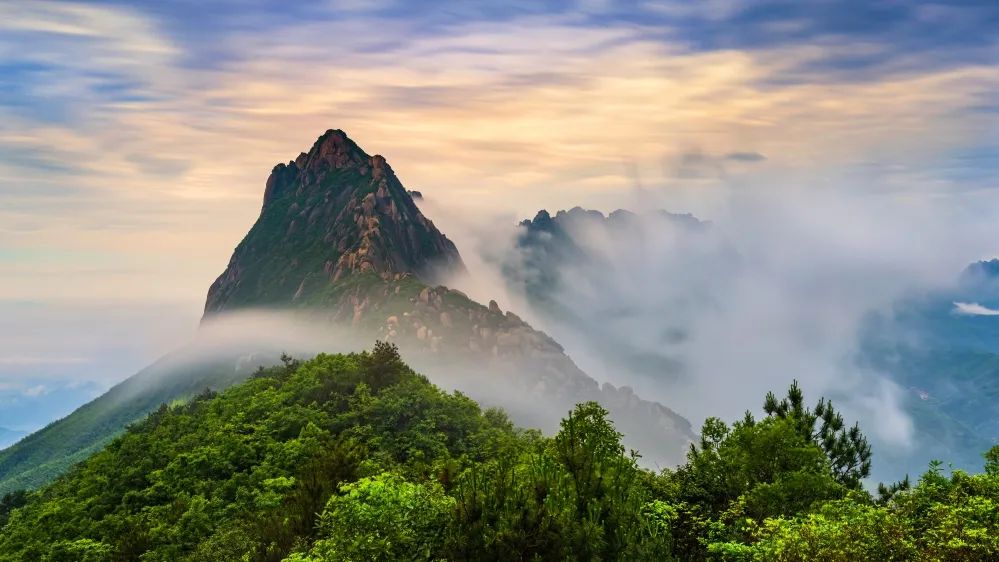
[204,129,464,316]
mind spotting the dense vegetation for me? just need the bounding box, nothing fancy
[1,344,997,560]
[0,353,249,495]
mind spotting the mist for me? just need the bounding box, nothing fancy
[0,299,201,434]
[144,310,694,468]
[418,172,999,479]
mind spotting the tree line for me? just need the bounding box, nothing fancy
[0,342,996,561]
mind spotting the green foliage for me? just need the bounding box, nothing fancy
[446,402,673,561]
[290,473,454,562]
[717,463,999,561]
[359,340,408,390]
[0,349,511,561]
[877,474,912,504]
[0,490,27,528]
[688,423,999,561]
[663,414,847,559]
[0,353,250,495]
[1,351,997,561]
[660,380,879,559]
[764,380,872,488]
[985,445,999,476]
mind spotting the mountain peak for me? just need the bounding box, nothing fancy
[204,130,464,316]
[299,129,368,168]
[520,207,708,239]
[962,259,999,281]
[263,130,379,210]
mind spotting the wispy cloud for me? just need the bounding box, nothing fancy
[953,301,999,316]
[22,384,49,398]
[0,2,997,311]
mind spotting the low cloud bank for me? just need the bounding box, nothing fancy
[421,175,999,471]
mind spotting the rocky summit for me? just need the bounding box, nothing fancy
[204,129,464,315]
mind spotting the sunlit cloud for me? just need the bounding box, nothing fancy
[0,1,997,310]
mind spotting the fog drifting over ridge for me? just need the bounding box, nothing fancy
[421,176,999,463]
[128,309,693,469]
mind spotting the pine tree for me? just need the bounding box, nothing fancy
[763,380,872,488]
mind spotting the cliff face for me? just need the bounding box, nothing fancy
[204,129,464,316]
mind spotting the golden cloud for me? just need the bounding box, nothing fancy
[1,7,998,302]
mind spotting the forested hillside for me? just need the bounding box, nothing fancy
[0,352,250,495]
[1,344,997,561]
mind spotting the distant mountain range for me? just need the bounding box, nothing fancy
[500,206,724,383]
[0,130,694,494]
[858,259,999,477]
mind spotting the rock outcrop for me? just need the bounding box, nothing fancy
[204,129,464,316]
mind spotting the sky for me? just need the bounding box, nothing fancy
[2,0,999,432]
